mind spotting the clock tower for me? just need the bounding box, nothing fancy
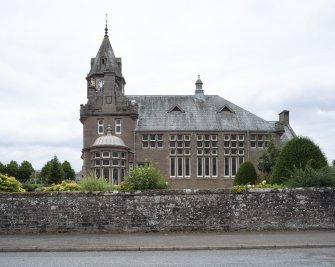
[80,20,138,177]
[85,20,126,112]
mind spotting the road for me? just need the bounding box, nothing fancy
[1,248,335,267]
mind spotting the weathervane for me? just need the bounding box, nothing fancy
[104,14,108,36]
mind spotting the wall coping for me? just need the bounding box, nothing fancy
[0,187,334,198]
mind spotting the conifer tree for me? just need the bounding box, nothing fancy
[257,134,280,176]
[62,160,75,180]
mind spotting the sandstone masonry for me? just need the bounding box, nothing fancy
[0,188,334,234]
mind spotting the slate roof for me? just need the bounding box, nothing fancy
[88,34,122,77]
[128,95,281,132]
[280,125,296,144]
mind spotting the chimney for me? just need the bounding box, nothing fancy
[279,110,290,125]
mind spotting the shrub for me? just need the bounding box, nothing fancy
[80,175,113,192]
[22,183,43,192]
[257,134,280,175]
[0,174,25,192]
[285,164,335,187]
[120,164,168,191]
[233,161,257,185]
[44,180,80,192]
[272,137,328,184]
[232,183,284,192]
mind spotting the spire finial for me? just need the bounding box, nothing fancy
[195,75,204,98]
[104,14,108,37]
[106,124,112,135]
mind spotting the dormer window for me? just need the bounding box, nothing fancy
[168,105,185,113]
[218,105,234,113]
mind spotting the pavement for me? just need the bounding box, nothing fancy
[0,230,334,252]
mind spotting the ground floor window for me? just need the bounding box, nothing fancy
[224,157,244,177]
[91,150,127,185]
[170,157,190,178]
[94,167,126,185]
[197,157,218,178]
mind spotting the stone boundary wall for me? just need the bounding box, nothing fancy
[0,188,334,234]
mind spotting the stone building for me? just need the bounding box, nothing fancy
[80,24,296,189]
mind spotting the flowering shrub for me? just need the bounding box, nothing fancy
[44,180,80,192]
[0,174,25,192]
[232,181,284,192]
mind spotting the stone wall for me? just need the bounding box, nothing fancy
[0,188,334,234]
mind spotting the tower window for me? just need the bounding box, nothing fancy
[115,119,121,134]
[98,119,104,134]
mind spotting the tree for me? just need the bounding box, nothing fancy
[62,160,75,180]
[47,156,64,185]
[233,161,258,185]
[272,137,328,184]
[40,156,64,185]
[257,134,280,176]
[39,161,51,184]
[6,160,19,178]
[17,160,34,182]
[0,161,5,174]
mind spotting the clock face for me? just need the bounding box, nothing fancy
[97,79,104,90]
[89,78,95,87]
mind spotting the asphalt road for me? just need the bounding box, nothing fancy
[1,248,335,267]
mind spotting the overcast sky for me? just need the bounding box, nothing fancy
[1,0,334,171]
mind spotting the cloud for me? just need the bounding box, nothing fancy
[0,0,334,170]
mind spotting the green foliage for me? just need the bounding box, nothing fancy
[39,156,65,185]
[22,183,42,192]
[285,164,335,187]
[48,156,64,185]
[272,137,328,184]
[39,161,51,184]
[232,183,284,192]
[0,160,34,183]
[62,160,75,180]
[0,161,5,174]
[17,160,34,182]
[80,174,113,192]
[233,161,258,185]
[120,164,168,191]
[44,180,80,192]
[257,134,280,175]
[0,174,25,192]
[5,160,19,178]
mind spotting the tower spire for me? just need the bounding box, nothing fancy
[104,14,108,37]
